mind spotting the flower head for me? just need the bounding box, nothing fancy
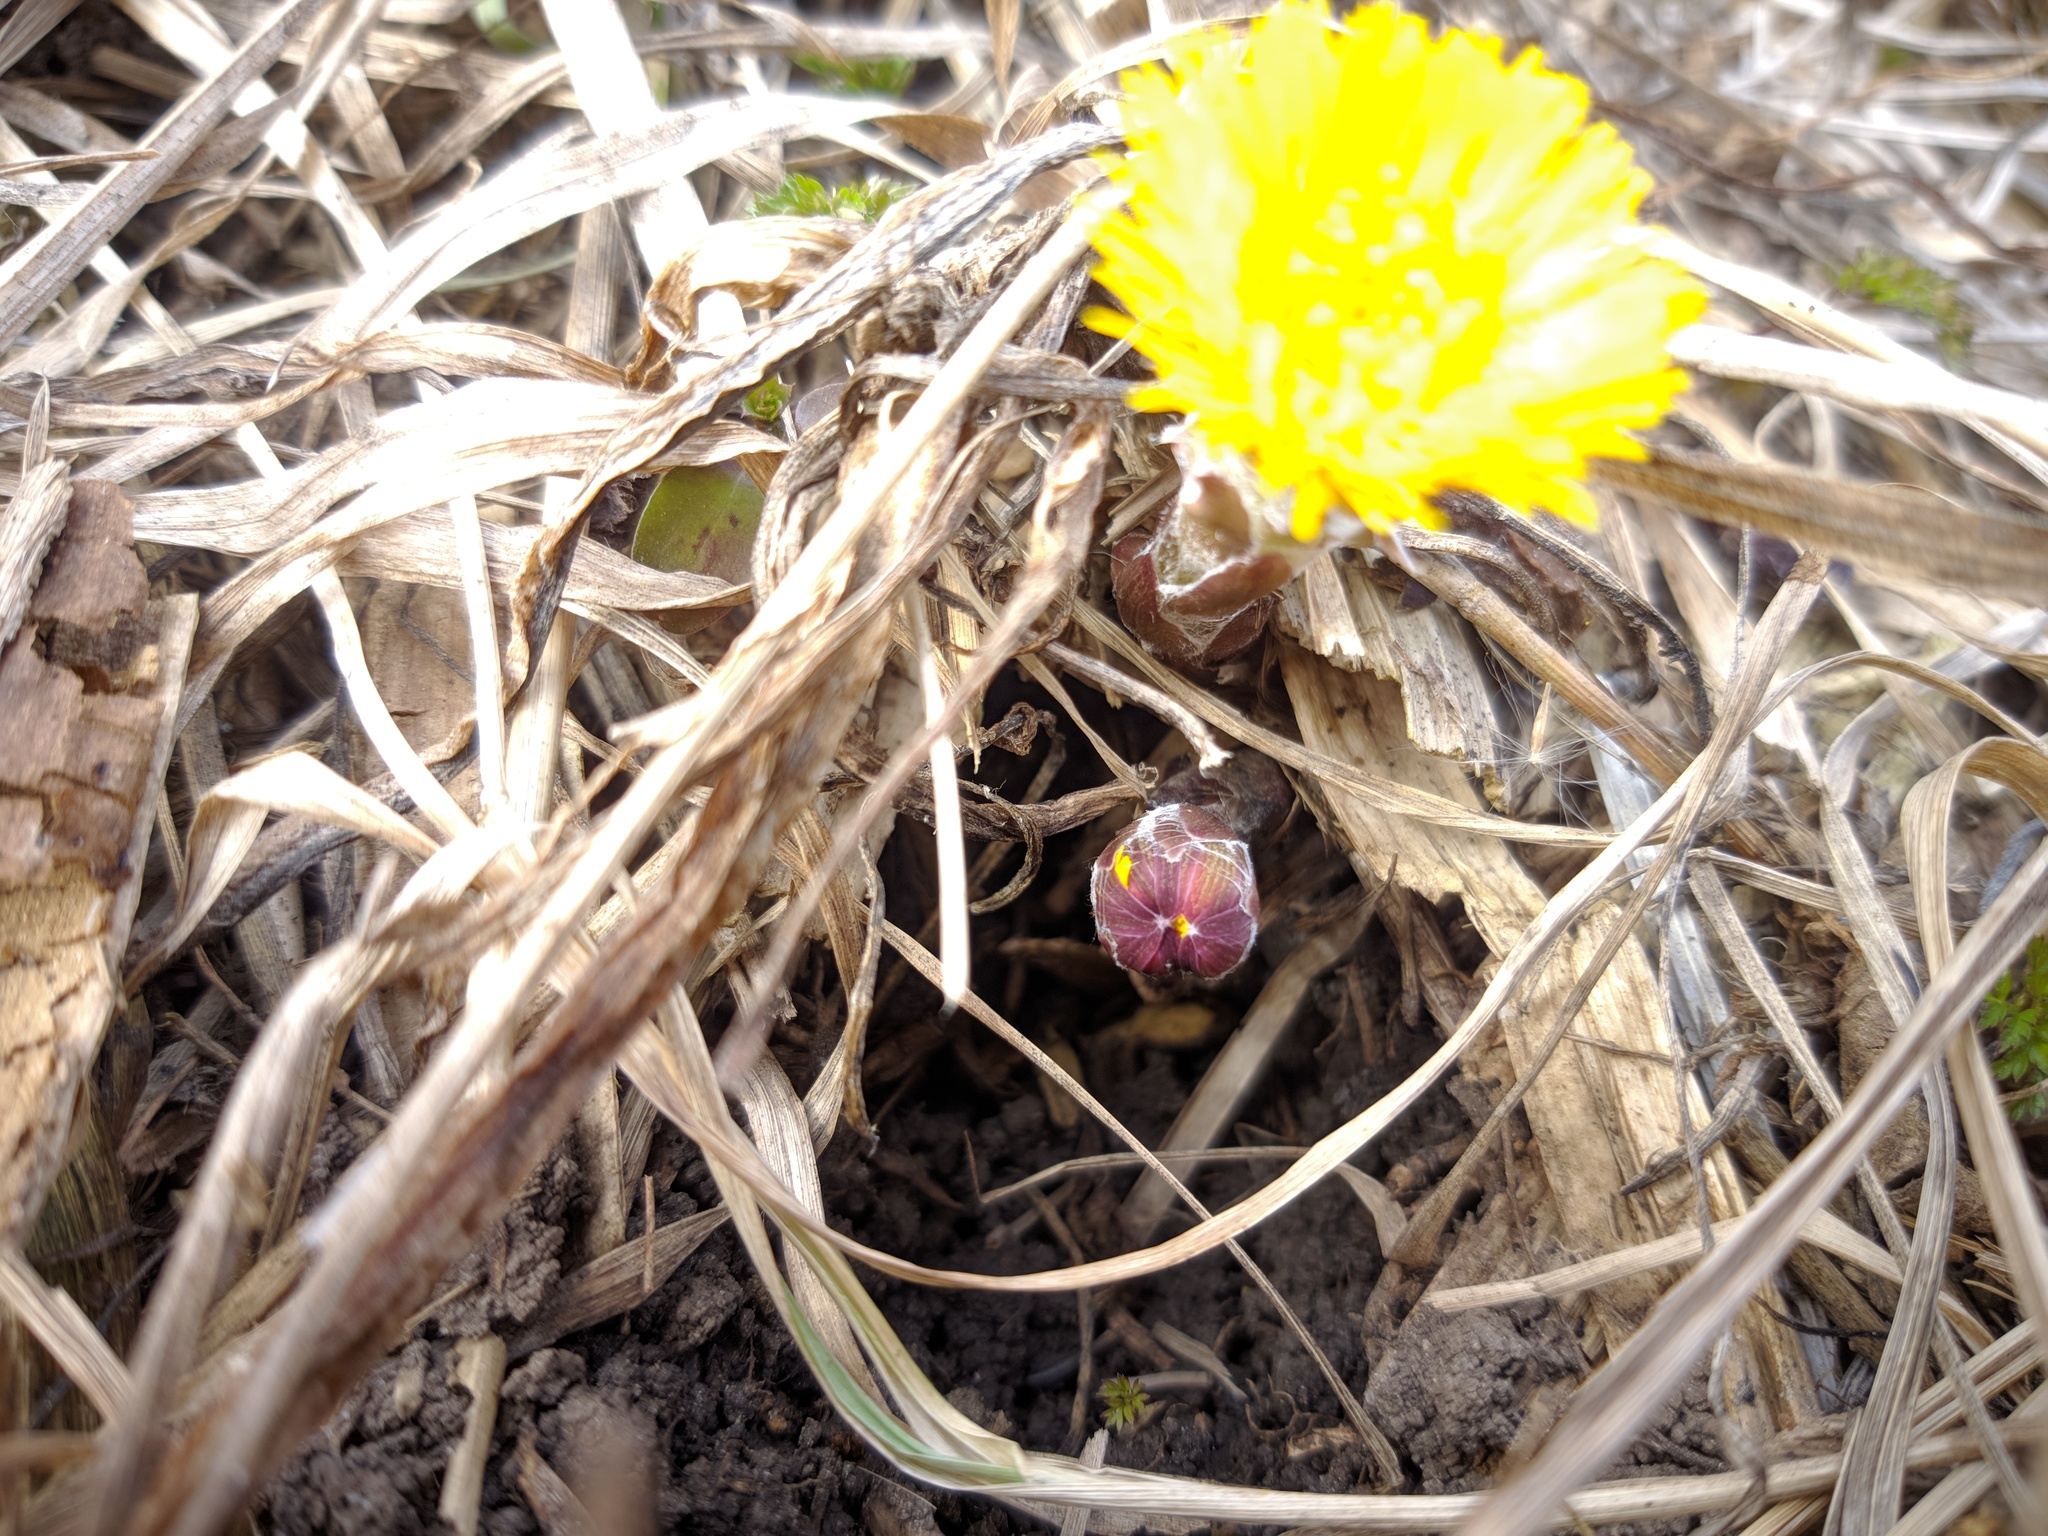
[1089,0,1703,541]
[1093,804,1260,979]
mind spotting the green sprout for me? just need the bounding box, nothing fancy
[1099,1374,1150,1434]
[1835,248,1973,363]
[830,177,908,223]
[751,173,836,218]
[743,377,790,424]
[469,0,539,52]
[793,54,916,97]
[749,173,908,223]
[1980,935,2048,1122]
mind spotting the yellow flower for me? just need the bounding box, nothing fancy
[1088,0,1704,540]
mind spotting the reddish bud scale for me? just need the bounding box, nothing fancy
[1091,804,1260,979]
[1110,533,1275,671]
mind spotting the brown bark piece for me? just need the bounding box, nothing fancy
[0,631,162,882]
[28,481,148,633]
[1280,634,1817,1434]
[0,796,47,885]
[0,480,194,1242]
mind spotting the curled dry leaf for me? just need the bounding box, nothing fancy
[626,216,869,389]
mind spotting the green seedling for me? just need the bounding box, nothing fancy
[1835,248,1973,362]
[1099,1375,1150,1434]
[470,0,539,52]
[743,377,790,424]
[1980,935,2048,1122]
[750,173,908,223]
[793,54,916,97]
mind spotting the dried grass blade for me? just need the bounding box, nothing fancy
[1463,838,2048,1536]
[1426,1206,1982,1340]
[306,96,890,350]
[0,0,328,354]
[0,413,66,650]
[1902,737,2048,1333]
[1671,325,2048,447]
[537,0,727,313]
[0,1243,131,1422]
[125,747,438,989]
[1756,667,2027,1514]
[447,495,506,814]
[90,939,396,1532]
[909,595,971,1008]
[1390,550,1825,1263]
[310,569,473,840]
[1594,450,2048,603]
[1647,229,2048,476]
[1830,1069,1958,1536]
[735,1055,881,1395]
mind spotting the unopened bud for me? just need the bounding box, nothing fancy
[1092,804,1260,979]
[1111,533,1274,671]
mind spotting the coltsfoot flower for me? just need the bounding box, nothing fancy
[1090,0,1703,577]
[1092,804,1260,979]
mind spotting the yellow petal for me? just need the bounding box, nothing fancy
[1089,0,1701,538]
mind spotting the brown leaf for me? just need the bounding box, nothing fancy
[1593,448,2048,602]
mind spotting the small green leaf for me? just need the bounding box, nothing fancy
[751,173,836,219]
[630,463,763,586]
[1980,943,2048,1122]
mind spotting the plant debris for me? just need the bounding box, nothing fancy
[3,2,2048,1535]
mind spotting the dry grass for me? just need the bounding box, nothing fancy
[2,0,2048,1533]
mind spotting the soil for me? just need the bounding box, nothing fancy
[252,679,1734,1535]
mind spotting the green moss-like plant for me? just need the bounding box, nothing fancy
[1979,935,2048,1121]
[1835,248,1973,362]
[1099,1375,1149,1434]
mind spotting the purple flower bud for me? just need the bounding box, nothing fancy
[1092,804,1260,979]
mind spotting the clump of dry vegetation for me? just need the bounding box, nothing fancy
[4,1,2048,1534]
